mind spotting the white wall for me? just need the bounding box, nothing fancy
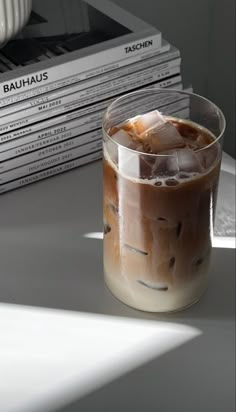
[113,0,235,157]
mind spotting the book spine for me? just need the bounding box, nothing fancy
[0,78,183,158]
[0,74,181,144]
[0,32,162,102]
[1,129,103,172]
[0,64,181,134]
[0,98,110,144]
[0,88,185,165]
[0,150,103,194]
[0,139,103,184]
[0,45,178,116]
[172,107,190,119]
[1,87,187,173]
[0,95,188,178]
[162,96,190,116]
[0,58,180,125]
[0,106,191,195]
[0,104,191,195]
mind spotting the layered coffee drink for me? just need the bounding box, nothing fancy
[103,97,223,312]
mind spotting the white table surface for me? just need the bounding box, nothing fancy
[0,152,235,412]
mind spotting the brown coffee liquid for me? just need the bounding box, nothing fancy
[103,116,221,312]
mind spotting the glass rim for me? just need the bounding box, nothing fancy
[102,88,226,158]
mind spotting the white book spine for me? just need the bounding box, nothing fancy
[0,58,180,126]
[0,64,181,134]
[0,139,103,184]
[0,150,103,194]
[0,95,189,178]
[0,43,175,114]
[0,105,191,194]
[0,115,102,156]
[1,89,187,173]
[0,79,183,159]
[0,74,182,144]
[1,129,103,172]
[0,98,110,144]
[0,32,162,102]
[0,88,186,165]
[0,105,190,194]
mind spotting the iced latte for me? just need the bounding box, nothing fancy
[103,90,225,312]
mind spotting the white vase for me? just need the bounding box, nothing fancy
[0,0,32,47]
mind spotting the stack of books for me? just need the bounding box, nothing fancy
[0,0,190,194]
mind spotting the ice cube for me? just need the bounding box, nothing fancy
[197,134,208,146]
[105,129,129,165]
[120,110,165,138]
[109,126,120,136]
[175,148,204,173]
[196,133,213,146]
[104,139,118,165]
[152,152,178,177]
[140,156,156,179]
[119,148,140,179]
[174,121,199,140]
[184,139,200,151]
[196,144,218,170]
[134,110,165,135]
[135,143,145,152]
[129,141,140,150]
[111,129,132,148]
[148,122,185,153]
[118,119,136,136]
[184,132,208,151]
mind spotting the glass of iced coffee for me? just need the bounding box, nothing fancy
[103,89,225,312]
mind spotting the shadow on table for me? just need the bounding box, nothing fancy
[0,161,103,228]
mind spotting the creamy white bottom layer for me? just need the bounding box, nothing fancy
[104,265,209,313]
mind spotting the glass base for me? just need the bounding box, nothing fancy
[104,270,208,313]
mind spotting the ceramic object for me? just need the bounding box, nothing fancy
[0,0,32,47]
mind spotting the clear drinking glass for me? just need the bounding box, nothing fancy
[102,89,225,312]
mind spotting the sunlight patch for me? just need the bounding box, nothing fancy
[0,303,201,412]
